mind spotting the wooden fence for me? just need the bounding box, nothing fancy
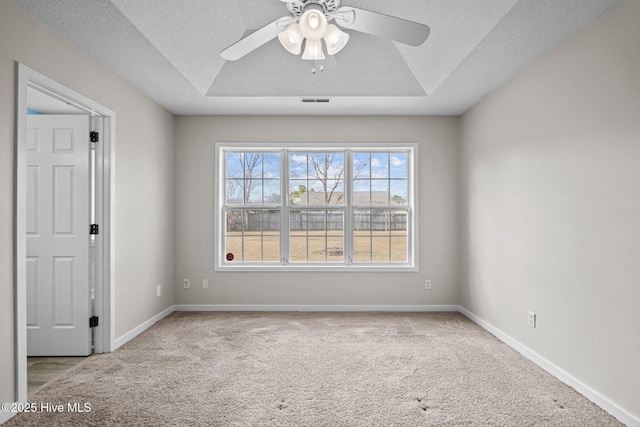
[227,211,407,232]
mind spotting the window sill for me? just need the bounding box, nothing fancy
[214,263,418,273]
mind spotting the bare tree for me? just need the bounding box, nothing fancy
[226,153,262,233]
[238,153,262,204]
[308,153,344,205]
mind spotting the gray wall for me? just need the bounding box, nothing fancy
[460,0,640,419]
[0,1,176,404]
[175,116,460,306]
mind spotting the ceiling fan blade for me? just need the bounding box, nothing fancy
[221,17,295,61]
[334,7,430,47]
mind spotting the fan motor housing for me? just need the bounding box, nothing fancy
[287,0,341,19]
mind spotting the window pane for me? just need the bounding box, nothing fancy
[391,236,408,262]
[390,153,408,179]
[225,236,242,262]
[263,236,280,262]
[353,180,370,205]
[307,211,326,235]
[371,180,390,205]
[326,211,344,233]
[290,153,308,178]
[261,210,280,233]
[307,180,325,205]
[289,236,307,262]
[289,180,308,205]
[263,180,281,204]
[226,209,244,233]
[353,153,370,179]
[226,179,243,205]
[289,210,308,262]
[243,153,262,179]
[242,233,262,262]
[263,153,281,178]
[226,153,243,178]
[390,210,408,232]
[390,180,408,206]
[326,180,345,205]
[353,210,371,233]
[246,181,262,205]
[325,152,344,176]
[326,234,344,263]
[371,211,390,232]
[354,234,371,262]
[371,153,389,179]
[372,237,391,262]
[289,210,307,232]
[308,236,326,262]
[307,153,325,178]
[353,210,372,262]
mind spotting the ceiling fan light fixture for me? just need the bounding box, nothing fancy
[298,9,328,41]
[301,39,325,60]
[278,23,304,55]
[324,24,349,55]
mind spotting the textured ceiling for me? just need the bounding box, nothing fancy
[15,0,619,115]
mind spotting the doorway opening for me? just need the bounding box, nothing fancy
[15,64,116,403]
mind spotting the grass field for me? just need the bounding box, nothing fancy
[225,231,407,263]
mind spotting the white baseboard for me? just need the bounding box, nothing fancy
[114,305,175,349]
[457,306,639,427]
[173,304,459,312]
[0,409,16,424]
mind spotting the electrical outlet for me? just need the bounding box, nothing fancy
[202,279,209,290]
[425,280,432,290]
[184,279,190,289]
[528,311,536,328]
[156,285,161,297]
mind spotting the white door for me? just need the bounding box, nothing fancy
[26,115,92,356]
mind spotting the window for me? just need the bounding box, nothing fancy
[215,143,417,271]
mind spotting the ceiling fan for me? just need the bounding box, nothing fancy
[220,0,430,65]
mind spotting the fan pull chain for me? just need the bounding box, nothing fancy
[311,61,324,75]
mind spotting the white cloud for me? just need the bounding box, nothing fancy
[390,156,405,167]
[371,158,381,167]
[291,154,307,163]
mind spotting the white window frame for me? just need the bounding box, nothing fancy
[215,142,418,272]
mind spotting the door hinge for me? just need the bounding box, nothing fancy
[90,224,99,235]
[90,131,99,142]
[89,316,99,328]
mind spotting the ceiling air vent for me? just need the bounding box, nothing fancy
[300,98,331,103]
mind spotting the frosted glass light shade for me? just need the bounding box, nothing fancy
[324,24,349,55]
[278,23,304,55]
[298,9,328,41]
[302,39,325,60]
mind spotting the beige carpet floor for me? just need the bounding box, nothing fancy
[6,312,622,426]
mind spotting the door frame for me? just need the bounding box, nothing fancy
[14,63,116,402]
